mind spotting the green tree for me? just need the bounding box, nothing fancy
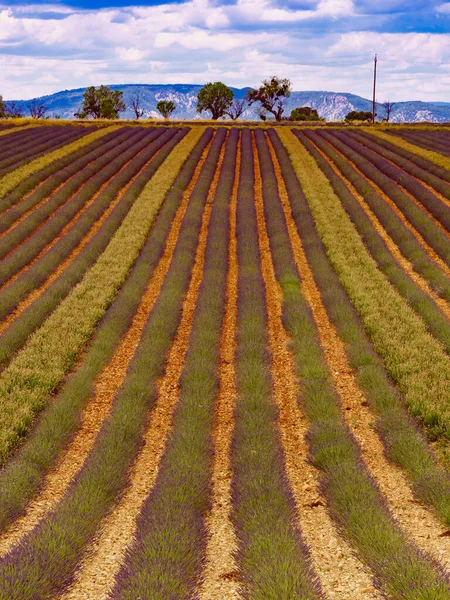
[247,76,292,121]
[345,110,373,122]
[196,82,234,120]
[74,85,126,119]
[290,106,322,121]
[156,100,176,119]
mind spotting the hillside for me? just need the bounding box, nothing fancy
[10,84,450,122]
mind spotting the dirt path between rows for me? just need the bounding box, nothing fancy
[58,138,225,600]
[0,138,214,558]
[0,134,162,299]
[197,134,241,600]
[0,148,110,241]
[0,141,170,338]
[254,134,380,599]
[307,136,450,322]
[352,134,450,210]
[267,134,450,574]
[320,135,450,280]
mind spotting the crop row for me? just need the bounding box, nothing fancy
[285,127,450,448]
[0,125,118,201]
[0,125,93,177]
[0,127,158,265]
[390,128,450,156]
[261,128,450,598]
[350,129,450,198]
[0,126,132,234]
[0,128,213,539]
[0,128,166,327]
[226,128,322,599]
[0,127,225,600]
[0,126,203,464]
[325,129,450,233]
[110,128,236,600]
[0,127,184,371]
[286,128,450,524]
[315,128,450,270]
[303,130,450,305]
[299,128,450,345]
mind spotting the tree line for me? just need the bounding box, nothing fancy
[0,79,396,122]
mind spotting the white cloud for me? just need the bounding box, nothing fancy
[436,3,450,13]
[0,0,449,102]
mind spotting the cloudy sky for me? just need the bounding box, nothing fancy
[1,0,450,101]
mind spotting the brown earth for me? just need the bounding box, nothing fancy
[198,133,241,600]
[58,135,225,600]
[267,133,450,575]
[254,133,380,599]
[0,138,156,294]
[0,136,214,558]
[320,134,450,280]
[307,135,450,322]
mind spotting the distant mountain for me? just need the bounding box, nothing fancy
[10,84,450,123]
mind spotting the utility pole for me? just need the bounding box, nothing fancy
[372,54,377,124]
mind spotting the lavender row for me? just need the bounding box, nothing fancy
[0,126,92,176]
[359,129,450,182]
[0,128,163,288]
[0,129,224,599]
[266,128,450,599]
[0,127,151,259]
[0,126,57,151]
[349,129,450,197]
[111,128,238,600]
[0,127,127,216]
[0,127,133,233]
[327,129,450,233]
[316,129,450,267]
[230,129,322,600]
[390,129,450,156]
[300,129,450,338]
[0,127,208,533]
[0,127,186,371]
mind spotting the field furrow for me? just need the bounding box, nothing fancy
[0,126,203,466]
[349,129,450,206]
[297,129,450,353]
[229,129,323,600]
[0,127,132,237]
[60,133,226,600]
[331,129,450,232]
[308,129,450,283]
[198,131,241,600]
[265,130,450,572]
[0,126,118,202]
[318,130,450,265]
[0,127,159,269]
[0,129,223,600]
[390,129,450,156]
[270,128,450,598]
[1,123,450,597]
[0,126,93,176]
[254,130,378,599]
[0,127,211,539]
[0,129,181,370]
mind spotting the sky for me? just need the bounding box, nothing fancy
[1,0,450,101]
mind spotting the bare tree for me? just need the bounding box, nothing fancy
[382,101,395,122]
[225,98,247,120]
[28,99,47,119]
[129,91,144,120]
[6,101,24,118]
